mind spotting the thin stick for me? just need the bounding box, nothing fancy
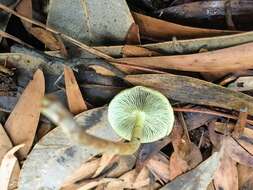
[173,107,253,125]
[0,30,33,48]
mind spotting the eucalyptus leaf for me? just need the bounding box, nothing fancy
[47,0,134,46]
[125,74,253,115]
[161,152,221,190]
[18,107,121,190]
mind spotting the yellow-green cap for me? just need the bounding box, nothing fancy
[108,86,174,143]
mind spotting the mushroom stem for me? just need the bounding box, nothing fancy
[41,98,141,155]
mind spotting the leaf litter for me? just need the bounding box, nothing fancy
[0,0,253,189]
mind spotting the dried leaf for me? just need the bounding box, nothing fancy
[47,0,134,46]
[224,136,253,167]
[136,136,171,171]
[0,124,20,190]
[160,152,221,190]
[118,42,253,72]
[125,23,140,45]
[214,154,238,190]
[147,153,170,183]
[4,69,45,160]
[30,27,62,50]
[64,66,87,114]
[18,107,120,190]
[122,45,161,57]
[15,0,32,29]
[0,124,12,161]
[0,144,24,190]
[62,158,100,187]
[105,168,150,189]
[95,31,253,57]
[125,74,253,115]
[93,154,117,178]
[237,164,253,190]
[132,12,238,40]
[169,152,188,180]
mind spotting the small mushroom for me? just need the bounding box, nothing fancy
[42,86,174,155]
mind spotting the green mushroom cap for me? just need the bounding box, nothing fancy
[108,86,174,143]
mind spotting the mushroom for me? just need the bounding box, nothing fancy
[42,86,174,155]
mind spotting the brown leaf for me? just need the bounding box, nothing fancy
[122,45,161,57]
[125,23,140,45]
[105,168,150,189]
[16,0,32,29]
[0,124,12,161]
[118,42,253,72]
[214,154,238,190]
[170,141,202,180]
[132,12,238,40]
[0,144,24,190]
[0,124,20,190]
[30,27,62,51]
[237,164,253,190]
[224,136,253,167]
[147,153,170,183]
[64,66,87,114]
[93,154,118,178]
[4,69,45,160]
[160,152,221,190]
[169,152,188,180]
[125,74,253,116]
[62,158,100,187]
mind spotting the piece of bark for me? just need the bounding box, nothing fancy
[132,12,238,40]
[64,66,87,114]
[125,74,253,115]
[117,42,253,72]
[4,69,45,160]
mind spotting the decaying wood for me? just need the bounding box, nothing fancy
[117,42,253,72]
[125,74,253,115]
